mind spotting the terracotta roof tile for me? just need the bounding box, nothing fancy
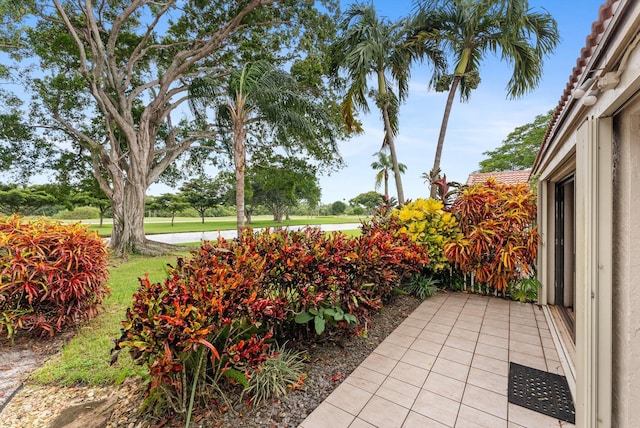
[534,0,621,171]
[466,169,531,186]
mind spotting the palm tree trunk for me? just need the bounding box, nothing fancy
[232,110,247,235]
[430,75,461,199]
[384,170,389,201]
[381,106,405,205]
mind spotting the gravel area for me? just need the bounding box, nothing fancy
[0,294,420,428]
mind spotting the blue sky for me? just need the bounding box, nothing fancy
[313,0,604,204]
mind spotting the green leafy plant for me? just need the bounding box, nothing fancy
[510,277,540,303]
[295,305,357,335]
[403,274,439,300]
[245,346,306,406]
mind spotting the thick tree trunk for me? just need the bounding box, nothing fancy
[431,76,461,199]
[110,181,147,256]
[381,106,405,206]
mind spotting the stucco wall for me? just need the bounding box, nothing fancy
[612,99,640,427]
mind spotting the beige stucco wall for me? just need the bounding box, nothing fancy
[612,100,640,427]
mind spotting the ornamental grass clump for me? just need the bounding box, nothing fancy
[0,215,110,340]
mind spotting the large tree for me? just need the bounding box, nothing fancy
[0,184,55,215]
[0,0,339,255]
[180,177,229,224]
[189,60,340,234]
[412,0,559,197]
[478,110,552,172]
[330,2,444,206]
[247,155,321,223]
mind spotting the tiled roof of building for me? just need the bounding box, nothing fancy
[534,0,621,170]
[466,169,531,186]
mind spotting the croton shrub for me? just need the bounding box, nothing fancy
[445,179,539,292]
[0,216,110,339]
[394,198,460,272]
[115,221,428,415]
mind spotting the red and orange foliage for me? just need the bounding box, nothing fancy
[445,179,539,292]
[115,222,428,410]
[0,216,110,338]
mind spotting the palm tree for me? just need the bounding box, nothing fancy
[371,151,407,201]
[330,3,444,206]
[189,61,331,234]
[412,0,559,198]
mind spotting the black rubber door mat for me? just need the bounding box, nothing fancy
[508,362,576,424]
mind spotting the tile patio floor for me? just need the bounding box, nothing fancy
[299,292,575,428]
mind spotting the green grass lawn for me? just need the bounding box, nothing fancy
[88,215,364,237]
[31,252,190,386]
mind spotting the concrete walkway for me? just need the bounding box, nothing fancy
[147,223,362,244]
[299,293,575,428]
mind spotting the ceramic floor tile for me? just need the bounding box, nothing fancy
[410,338,443,356]
[508,340,544,358]
[483,312,510,323]
[457,404,508,428]
[401,411,450,428]
[422,371,466,401]
[358,395,410,428]
[400,348,437,371]
[457,314,484,324]
[509,324,539,336]
[417,330,448,345]
[300,402,355,428]
[431,357,470,382]
[348,366,387,388]
[427,321,454,335]
[507,403,576,427]
[360,352,399,375]
[374,341,408,360]
[409,308,438,321]
[481,319,508,330]
[545,359,565,376]
[431,315,457,327]
[326,382,373,416]
[509,333,542,346]
[401,316,429,329]
[438,345,473,366]
[444,335,477,353]
[509,351,547,371]
[471,354,509,377]
[509,317,536,328]
[480,325,510,339]
[348,418,376,428]
[394,324,424,338]
[478,333,509,348]
[474,342,508,361]
[384,332,416,348]
[542,346,559,361]
[462,384,508,419]
[389,361,430,388]
[449,327,480,342]
[466,366,508,396]
[411,389,460,427]
[376,376,420,409]
[454,320,482,333]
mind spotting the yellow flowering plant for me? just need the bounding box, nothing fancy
[393,198,460,272]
